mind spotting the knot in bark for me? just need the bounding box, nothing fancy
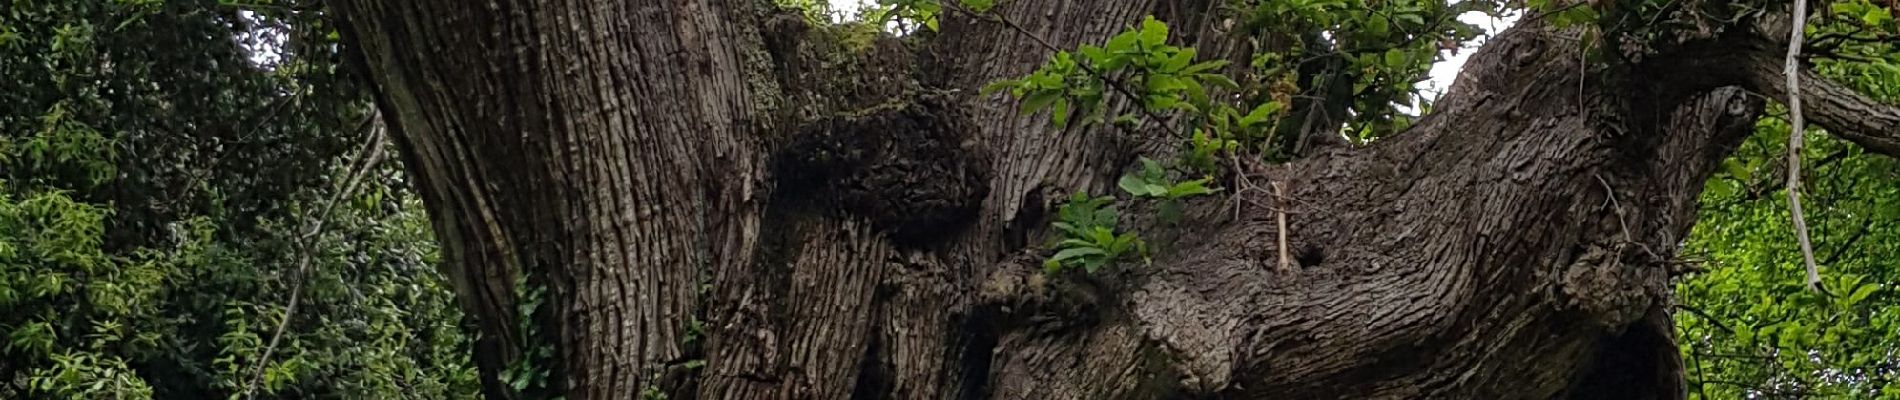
[1558,245,1665,330]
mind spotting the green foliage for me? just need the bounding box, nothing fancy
[989,11,1481,273]
[1119,157,1219,201]
[1680,131,1900,399]
[774,0,838,24]
[872,0,993,32]
[1677,21,1900,395]
[1524,0,1602,27]
[875,0,942,31]
[0,0,477,398]
[1240,0,1491,141]
[1674,3,1900,395]
[1118,157,1220,223]
[1044,193,1147,275]
[985,16,1236,129]
[0,170,478,399]
[501,279,557,398]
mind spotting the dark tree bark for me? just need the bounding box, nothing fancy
[325,0,1900,398]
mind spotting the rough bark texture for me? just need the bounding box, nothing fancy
[326,0,1900,399]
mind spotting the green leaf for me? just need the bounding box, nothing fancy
[1163,49,1195,72]
[1140,157,1165,180]
[1148,75,1187,92]
[960,0,995,13]
[1110,233,1139,253]
[1093,208,1119,227]
[1166,178,1218,198]
[1365,14,1389,36]
[1051,222,1088,237]
[1090,226,1116,246]
[1383,48,1407,68]
[1020,90,1061,115]
[1051,98,1072,127]
[980,79,1019,96]
[1138,17,1168,48]
[1106,31,1138,54]
[1184,81,1210,111]
[1846,284,1879,306]
[1182,60,1229,75]
[1058,239,1096,248]
[1052,247,1107,262]
[1118,174,1149,196]
[1143,183,1169,197]
[1199,74,1239,90]
[1079,46,1110,64]
[1239,101,1282,127]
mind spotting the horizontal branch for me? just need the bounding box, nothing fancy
[1738,39,1900,156]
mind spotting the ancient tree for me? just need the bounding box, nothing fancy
[324,0,1900,398]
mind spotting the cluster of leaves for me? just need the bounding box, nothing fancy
[500,279,557,399]
[1044,193,1147,274]
[1119,157,1219,223]
[995,11,1466,271]
[1237,0,1493,141]
[974,16,1254,273]
[872,0,993,32]
[986,16,1241,130]
[1,0,478,398]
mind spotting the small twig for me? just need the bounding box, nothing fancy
[1593,174,1662,262]
[1271,181,1291,273]
[1821,218,1874,266]
[1673,304,1735,334]
[1783,0,1826,294]
[241,111,387,400]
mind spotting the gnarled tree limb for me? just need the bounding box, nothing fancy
[1738,18,1900,157]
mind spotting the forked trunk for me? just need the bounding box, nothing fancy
[326,0,1899,398]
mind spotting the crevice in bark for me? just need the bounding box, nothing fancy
[952,304,1000,400]
[1563,306,1684,400]
[848,315,892,400]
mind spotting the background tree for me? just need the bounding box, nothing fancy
[1,1,477,398]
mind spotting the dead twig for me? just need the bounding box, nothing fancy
[1271,180,1291,273]
[1783,0,1826,294]
[242,111,387,399]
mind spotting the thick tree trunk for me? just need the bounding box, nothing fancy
[327,0,1900,398]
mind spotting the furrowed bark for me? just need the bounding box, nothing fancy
[328,1,776,397]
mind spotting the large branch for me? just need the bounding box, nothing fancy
[1738,20,1900,156]
[979,20,1767,397]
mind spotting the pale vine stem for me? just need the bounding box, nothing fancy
[241,111,388,399]
[1784,0,1824,293]
[1271,181,1291,273]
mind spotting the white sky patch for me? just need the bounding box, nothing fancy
[1422,11,1519,101]
[238,10,287,67]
